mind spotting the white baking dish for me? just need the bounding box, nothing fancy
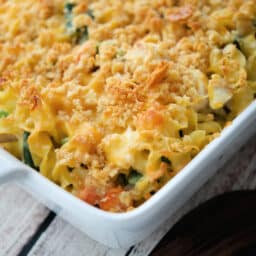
[0,100,256,248]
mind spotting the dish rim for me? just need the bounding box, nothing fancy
[5,100,256,222]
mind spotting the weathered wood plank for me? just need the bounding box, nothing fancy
[28,218,127,256]
[129,136,256,256]
[0,184,49,256]
[26,135,256,256]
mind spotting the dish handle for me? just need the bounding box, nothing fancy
[0,148,28,184]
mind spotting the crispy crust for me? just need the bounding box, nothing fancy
[0,0,255,212]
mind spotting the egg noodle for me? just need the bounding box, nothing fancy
[0,0,255,212]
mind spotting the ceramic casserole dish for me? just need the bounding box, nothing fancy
[1,0,256,248]
[1,100,256,248]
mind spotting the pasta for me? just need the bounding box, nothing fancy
[0,0,255,212]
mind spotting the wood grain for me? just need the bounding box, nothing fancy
[0,184,49,256]
[128,135,256,256]
[0,135,255,256]
[27,218,127,256]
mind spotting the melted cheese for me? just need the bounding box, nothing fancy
[0,0,255,212]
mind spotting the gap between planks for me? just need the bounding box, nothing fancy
[17,211,56,256]
[25,136,256,255]
[0,185,49,256]
[0,135,255,256]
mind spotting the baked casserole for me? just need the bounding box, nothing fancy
[0,0,255,212]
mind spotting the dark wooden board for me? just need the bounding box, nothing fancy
[151,191,256,256]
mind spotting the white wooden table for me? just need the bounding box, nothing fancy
[1,133,256,256]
